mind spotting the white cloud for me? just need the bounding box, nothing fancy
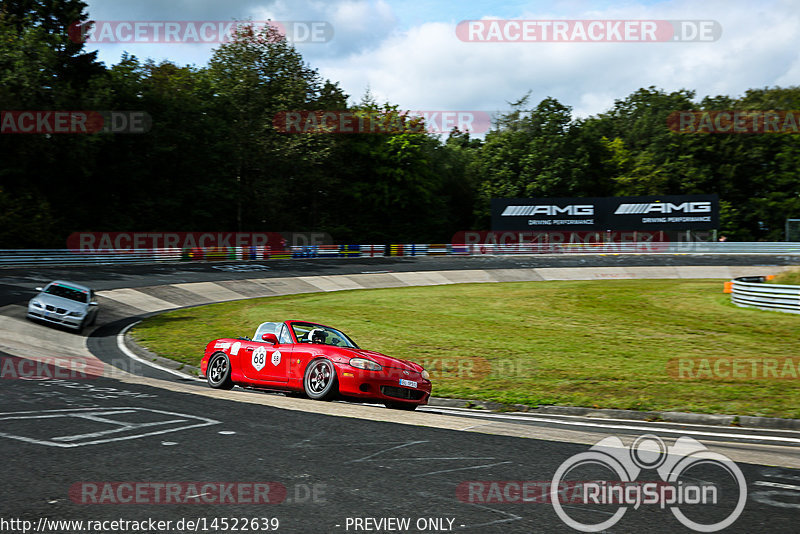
[84,0,800,121]
[316,0,800,119]
[250,0,398,58]
[85,0,270,20]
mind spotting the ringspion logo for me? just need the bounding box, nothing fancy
[550,434,746,532]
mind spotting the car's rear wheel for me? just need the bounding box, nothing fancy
[384,402,418,411]
[303,358,338,400]
[207,352,234,390]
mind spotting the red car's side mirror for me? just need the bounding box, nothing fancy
[262,333,278,344]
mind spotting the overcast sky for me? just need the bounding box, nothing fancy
[83,0,800,119]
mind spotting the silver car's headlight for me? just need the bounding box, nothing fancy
[421,369,430,380]
[349,358,382,371]
[30,300,43,308]
[66,310,85,317]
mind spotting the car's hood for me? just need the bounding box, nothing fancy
[32,293,88,311]
[345,349,422,372]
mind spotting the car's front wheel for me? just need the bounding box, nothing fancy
[207,352,234,390]
[303,358,338,400]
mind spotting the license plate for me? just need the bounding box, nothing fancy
[399,378,417,388]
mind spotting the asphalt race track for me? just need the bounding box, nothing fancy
[1,255,799,533]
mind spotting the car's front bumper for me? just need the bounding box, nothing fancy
[27,307,84,329]
[337,367,432,405]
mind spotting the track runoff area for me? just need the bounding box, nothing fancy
[0,255,799,534]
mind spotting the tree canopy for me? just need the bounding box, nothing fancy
[1,1,799,246]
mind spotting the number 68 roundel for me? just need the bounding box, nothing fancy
[252,346,267,371]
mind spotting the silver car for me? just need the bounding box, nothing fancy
[27,280,99,332]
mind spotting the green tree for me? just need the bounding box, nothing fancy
[473,95,611,225]
[207,23,344,231]
[325,99,450,241]
[0,0,106,246]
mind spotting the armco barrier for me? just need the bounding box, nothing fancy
[2,241,800,267]
[0,248,184,266]
[731,276,800,314]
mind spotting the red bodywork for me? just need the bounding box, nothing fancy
[200,320,432,407]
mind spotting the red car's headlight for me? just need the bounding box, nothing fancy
[421,369,430,380]
[349,358,382,371]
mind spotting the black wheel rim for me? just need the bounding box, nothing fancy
[209,355,227,384]
[307,361,332,393]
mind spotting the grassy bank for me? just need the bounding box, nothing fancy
[769,268,800,285]
[131,279,800,418]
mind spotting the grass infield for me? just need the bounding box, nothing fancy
[770,267,800,285]
[131,279,800,419]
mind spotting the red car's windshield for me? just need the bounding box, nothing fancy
[290,322,358,348]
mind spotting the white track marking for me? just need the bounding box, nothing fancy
[415,460,513,477]
[0,407,220,447]
[117,321,203,381]
[347,440,428,463]
[420,407,800,445]
[427,406,800,434]
[754,481,800,491]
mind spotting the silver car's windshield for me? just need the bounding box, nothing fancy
[45,284,89,303]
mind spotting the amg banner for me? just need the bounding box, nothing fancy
[492,194,719,231]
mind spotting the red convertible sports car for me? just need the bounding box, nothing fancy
[200,321,432,410]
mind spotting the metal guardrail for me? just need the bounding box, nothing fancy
[731,277,800,314]
[2,241,800,267]
[465,241,800,255]
[0,248,184,266]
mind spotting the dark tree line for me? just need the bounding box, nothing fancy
[2,0,799,247]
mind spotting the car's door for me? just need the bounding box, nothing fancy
[241,324,292,384]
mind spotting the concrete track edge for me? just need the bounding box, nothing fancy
[104,264,800,428]
[3,262,799,468]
